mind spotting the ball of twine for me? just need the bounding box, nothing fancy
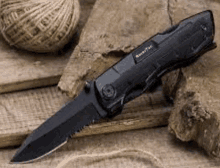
[0,0,80,53]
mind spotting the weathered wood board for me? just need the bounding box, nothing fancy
[0,37,70,93]
[0,0,96,94]
[162,0,220,157]
[0,86,171,148]
[58,0,171,98]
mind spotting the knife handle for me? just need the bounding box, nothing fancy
[94,10,216,118]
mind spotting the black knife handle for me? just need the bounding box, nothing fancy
[94,10,216,118]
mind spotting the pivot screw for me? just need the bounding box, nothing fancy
[102,84,115,99]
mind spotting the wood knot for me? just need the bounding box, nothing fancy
[180,100,210,129]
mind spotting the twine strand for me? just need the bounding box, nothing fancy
[56,148,166,168]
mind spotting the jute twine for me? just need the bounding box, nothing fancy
[0,0,80,53]
[56,149,166,168]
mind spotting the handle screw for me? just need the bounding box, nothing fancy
[102,84,115,99]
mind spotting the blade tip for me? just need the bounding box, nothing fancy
[9,158,30,164]
[9,159,17,164]
[10,155,26,164]
[10,156,16,163]
[9,158,19,164]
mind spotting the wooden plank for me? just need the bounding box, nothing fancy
[0,38,69,93]
[0,0,96,93]
[0,86,171,148]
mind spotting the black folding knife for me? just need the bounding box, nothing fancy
[11,10,216,163]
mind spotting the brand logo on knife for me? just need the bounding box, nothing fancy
[136,45,153,58]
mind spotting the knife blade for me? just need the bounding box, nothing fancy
[10,81,106,163]
[11,10,216,163]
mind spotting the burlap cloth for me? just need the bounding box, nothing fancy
[0,127,219,168]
